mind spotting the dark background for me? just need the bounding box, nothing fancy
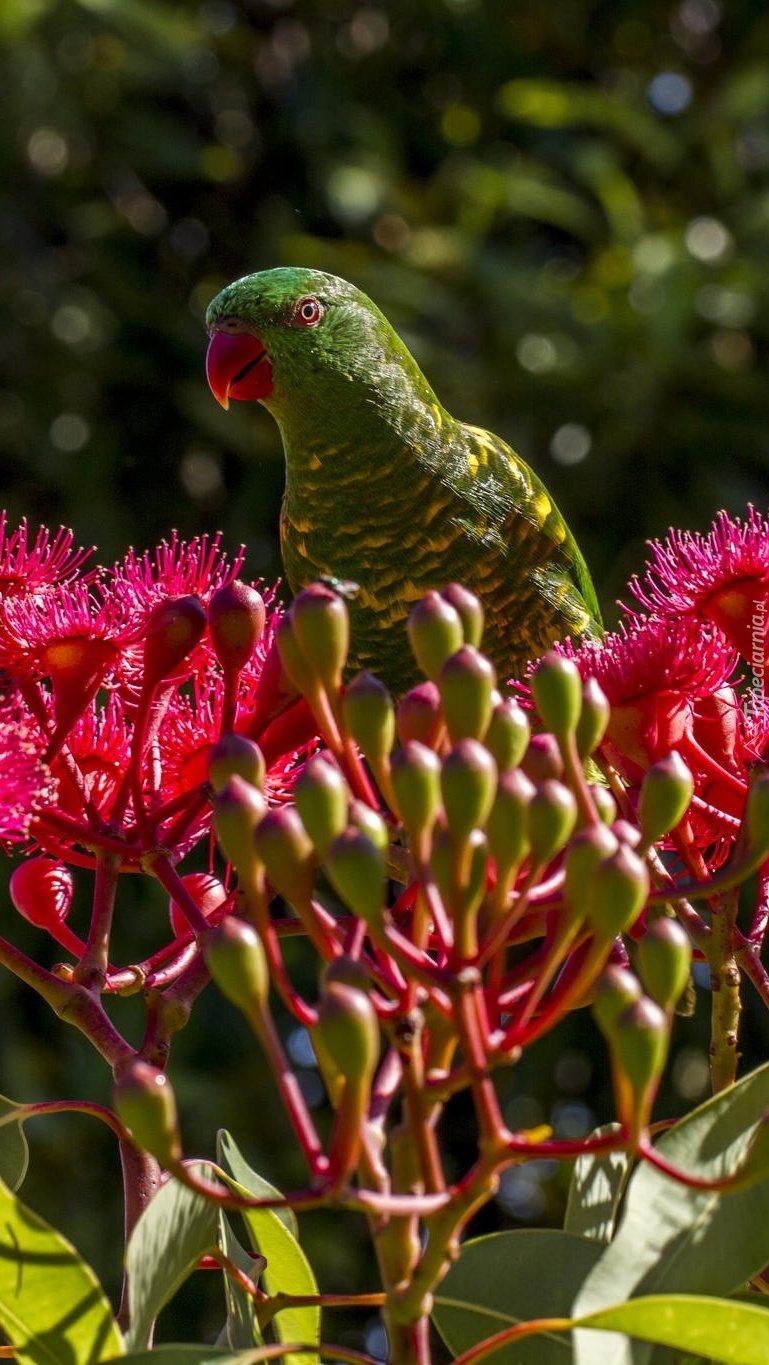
[2,0,769,1347]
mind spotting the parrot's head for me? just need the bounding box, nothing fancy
[205,267,423,421]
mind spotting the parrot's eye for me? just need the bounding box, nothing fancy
[291,296,324,328]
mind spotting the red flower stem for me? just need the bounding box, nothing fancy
[560,732,600,826]
[117,1137,163,1333]
[32,806,139,860]
[679,732,748,799]
[451,971,507,1146]
[0,933,132,1064]
[3,1097,131,1142]
[635,1132,752,1190]
[450,1315,573,1365]
[144,851,211,935]
[73,849,122,991]
[735,935,769,1010]
[154,788,209,855]
[243,885,319,1028]
[748,860,769,948]
[244,999,327,1177]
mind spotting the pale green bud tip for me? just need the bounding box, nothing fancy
[143,595,207,688]
[438,645,497,742]
[588,843,650,939]
[390,739,442,836]
[253,806,315,904]
[636,917,692,1010]
[316,980,380,1084]
[531,650,583,739]
[342,671,395,764]
[563,824,619,916]
[746,769,769,856]
[294,753,350,858]
[208,580,265,673]
[527,778,578,865]
[486,767,535,876]
[326,827,386,927]
[484,697,530,771]
[637,750,694,846]
[276,613,317,695]
[113,1059,181,1164]
[440,583,484,647]
[201,916,269,1012]
[576,676,611,757]
[208,733,266,793]
[348,799,389,854]
[213,775,267,872]
[407,590,464,681]
[289,582,350,690]
[592,963,643,1037]
[611,995,669,1097]
[396,681,442,747]
[440,737,498,838]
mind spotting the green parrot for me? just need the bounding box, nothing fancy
[205,267,602,694]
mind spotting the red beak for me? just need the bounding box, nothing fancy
[205,330,273,409]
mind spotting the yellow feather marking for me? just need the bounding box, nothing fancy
[533,489,552,525]
[467,452,479,477]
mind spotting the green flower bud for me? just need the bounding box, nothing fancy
[322,955,372,992]
[294,753,350,858]
[527,779,578,866]
[315,981,380,1086]
[253,807,315,906]
[484,697,530,772]
[592,964,644,1038]
[407,591,464,681]
[432,824,488,926]
[208,733,266,794]
[289,583,350,693]
[486,768,535,890]
[275,613,318,696]
[610,995,669,1106]
[636,917,692,1011]
[587,844,650,940]
[563,824,619,922]
[590,783,617,825]
[325,827,386,929]
[531,650,583,742]
[521,732,564,783]
[575,677,610,758]
[348,800,389,854]
[438,645,497,742]
[213,775,267,877]
[745,769,769,858]
[441,739,498,840]
[113,1059,181,1166]
[208,580,265,674]
[637,750,694,847]
[390,740,442,839]
[396,681,443,747]
[342,671,395,771]
[441,583,484,648]
[142,595,207,689]
[201,916,269,1013]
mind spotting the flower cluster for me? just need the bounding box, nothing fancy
[0,517,316,978]
[560,505,769,871]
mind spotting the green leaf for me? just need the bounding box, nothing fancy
[125,1163,220,1352]
[432,1229,604,1365]
[216,1131,320,1365]
[564,1124,630,1244]
[217,1130,297,1237]
[0,1171,124,1363]
[573,1060,769,1365]
[575,1294,769,1364]
[0,1093,30,1192]
[217,1209,266,1350]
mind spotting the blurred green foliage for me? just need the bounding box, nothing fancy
[2,0,769,1345]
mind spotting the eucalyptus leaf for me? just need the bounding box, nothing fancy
[125,1163,220,1352]
[432,1229,603,1365]
[216,1131,320,1365]
[0,1092,30,1192]
[0,1170,124,1364]
[573,1060,769,1365]
[564,1123,629,1244]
